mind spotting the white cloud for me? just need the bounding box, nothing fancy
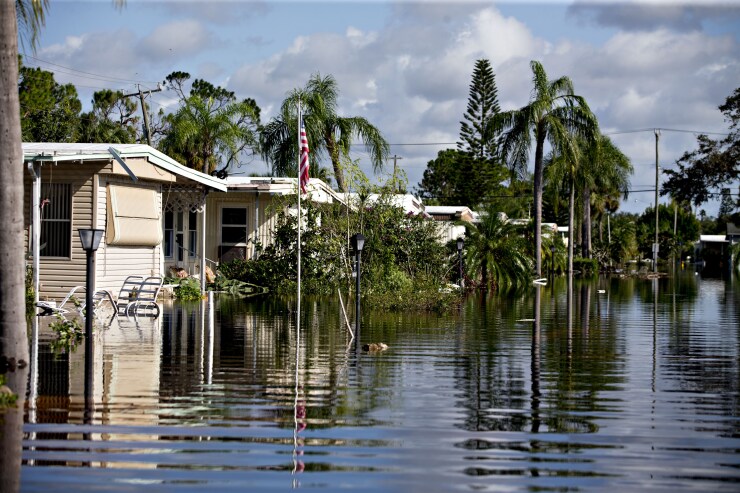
[36,1,738,214]
[138,19,215,62]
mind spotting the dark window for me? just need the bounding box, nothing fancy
[164,211,174,258]
[188,211,197,257]
[176,211,184,262]
[221,207,248,245]
[40,183,71,258]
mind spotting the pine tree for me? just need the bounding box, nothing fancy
[458,59,500,161]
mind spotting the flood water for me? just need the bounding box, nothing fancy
[20,273,740,491]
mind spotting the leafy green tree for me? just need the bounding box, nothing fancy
[458,59,500,161]
[494,60,597,276]
[460,209,532,290]
[636,204,700,262]
[718,187,737,220]
[78,89,139,143]
[160,72,261,175]
[608,213,639,266]
[260,73,389,192]
[662,87,739,207]
[18,59,81,141]
[417,149,507,207]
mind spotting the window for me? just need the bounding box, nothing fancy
[221,207,248,245]
[40,183,71,258]
[188,211,198,257]
[176,211,184,262]
[164,211,174,258]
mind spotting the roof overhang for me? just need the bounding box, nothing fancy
[23,143,227,192]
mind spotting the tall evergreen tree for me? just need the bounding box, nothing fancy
[458,59,500,161]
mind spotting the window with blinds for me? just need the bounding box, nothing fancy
[40,183,72,258]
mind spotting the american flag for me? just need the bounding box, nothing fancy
[299,119,310,194]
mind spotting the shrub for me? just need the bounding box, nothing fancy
[175,278,202,301]
[573,257,599,277]
[49,314,84,354]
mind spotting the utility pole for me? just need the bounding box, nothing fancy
[122,84,162,146]
[388,155,403,192]
[653,129,660,273]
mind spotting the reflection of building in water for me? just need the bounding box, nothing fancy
[98,315,162,468]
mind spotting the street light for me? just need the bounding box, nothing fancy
[456,237,464,288]
[350,233,365,343]
[78,228,103,413]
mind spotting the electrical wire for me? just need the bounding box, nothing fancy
[22,53,159,85]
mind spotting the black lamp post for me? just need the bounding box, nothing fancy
[456,237,464,288]
[79,228,103,412]
[350,233,365,341]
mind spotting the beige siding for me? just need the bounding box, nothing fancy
[24,162,106,300]
[205,191,280,262]
[23,163,165,300]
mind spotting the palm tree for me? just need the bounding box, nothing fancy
[160,94,259,175]
[545,134,631,272]
[580,135,632,259]
[1,0,42,408]
[260,73,389,192]
[3,4,121,489]
[460,210,532,290]
[494,61,597,276]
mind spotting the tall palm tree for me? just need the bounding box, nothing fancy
[160,94,259,175]
[3,4,121,490]
[460,210,532,290]
[580,135,632,258]
[494,61,597,276]
[260,73,389,192]
[546,134,632,271]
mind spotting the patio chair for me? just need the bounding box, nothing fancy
[114,275,144,316]
[123,276,164,318]
[37,285,117,317]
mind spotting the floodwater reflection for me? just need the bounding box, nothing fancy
[18,273,740,492]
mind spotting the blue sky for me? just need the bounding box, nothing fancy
[23,0,740,216]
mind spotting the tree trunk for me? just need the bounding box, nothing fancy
[533,124,546,277]
[568,176,575,275]
[582,186,592,258]
[326,133,346,193]
[0,4,30,491]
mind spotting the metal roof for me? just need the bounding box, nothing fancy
[23,142,227,192]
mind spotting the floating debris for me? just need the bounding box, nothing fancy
[362,343,388,352]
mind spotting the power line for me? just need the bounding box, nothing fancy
[22,53,158,85]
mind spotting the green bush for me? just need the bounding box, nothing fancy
[365,277,461,313]
[49,314,84,354]
[214,173,457,310]
[573,257,599,277]
[174,278,202,301]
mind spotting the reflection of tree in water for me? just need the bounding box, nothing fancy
[453,292,529,433]
[541,281,626,434]
[158,297,403,431]
[451,283,629,435]
[662,276,739,438]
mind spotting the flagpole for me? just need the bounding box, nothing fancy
[296,101,302,355]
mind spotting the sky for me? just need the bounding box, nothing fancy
[22,0,740,216]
